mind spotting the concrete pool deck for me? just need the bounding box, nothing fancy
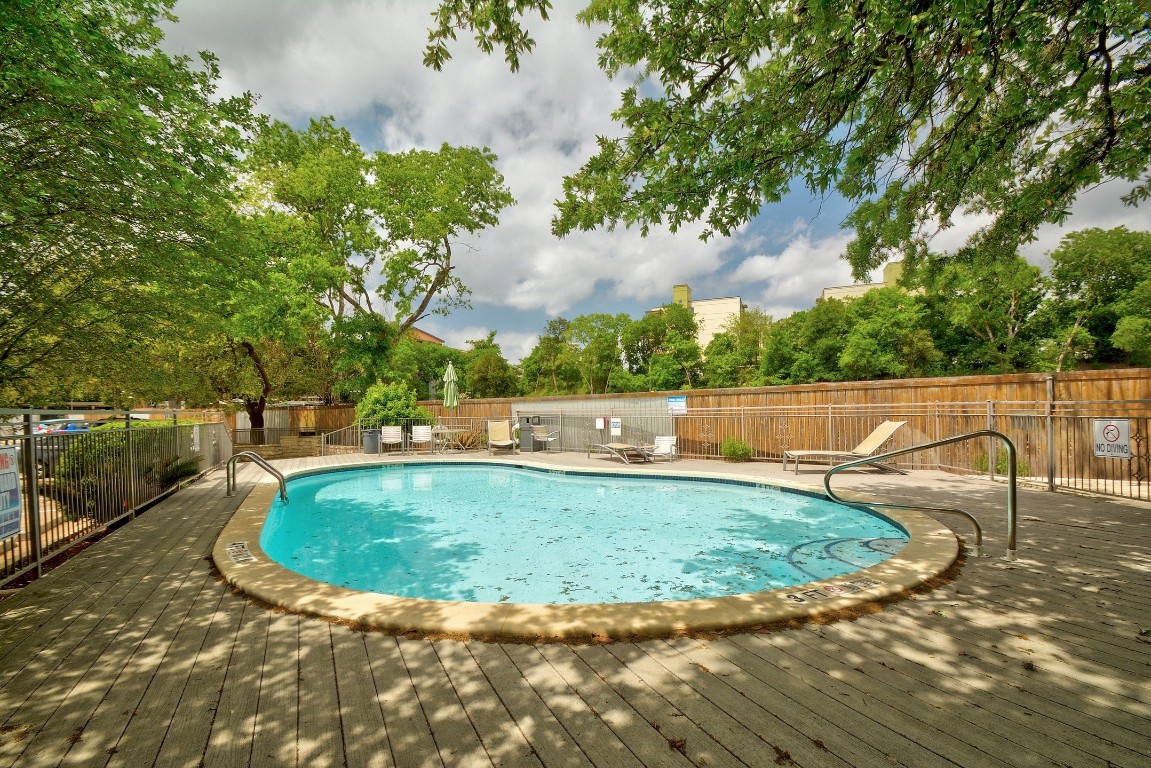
[1,451,1149,767]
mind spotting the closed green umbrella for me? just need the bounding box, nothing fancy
[442,361,459,409]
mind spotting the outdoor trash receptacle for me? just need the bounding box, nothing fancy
[363,428,381,454]
[518,415,538,452]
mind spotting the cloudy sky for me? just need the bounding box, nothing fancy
[163,0,1147,362]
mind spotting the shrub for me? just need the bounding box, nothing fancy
[973,449,1031,476]
[54,422,199,520]
[720,436,754,462]
[356,381,434,427]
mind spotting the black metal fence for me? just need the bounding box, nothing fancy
[1,415,231,588]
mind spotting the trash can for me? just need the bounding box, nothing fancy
[363,428,381,454]
[518,415,539,452]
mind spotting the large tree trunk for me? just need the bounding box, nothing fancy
[241,341,272,444]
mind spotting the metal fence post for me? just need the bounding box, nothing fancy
[986,400,995,481]
[828,403,833,449]
[21,413,43,578]
[1046,376,1056,492]
[126,417,136,520]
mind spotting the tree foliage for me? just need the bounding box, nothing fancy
[620,303,701,389]
[1,0,256,400]
[243,118,514,336]
[911,252,1045,373]
[461,332,519,398]
[237,118,514,405]
[428,1,1151,275]
[702,309,772,388]
[355,380,433,426]
[1036,227,1151,370]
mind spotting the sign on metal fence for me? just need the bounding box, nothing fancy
[1092,419,1131,459]
[667,395,687,415]
[0,446,22,541]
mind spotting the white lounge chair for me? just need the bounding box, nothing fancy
[587,443,651,464]
[530,424,560,452]
[783,420,907,474]
[380,426,405,453]
[408,425,434,453]
[487,421,516,454]
[641,435,677,461]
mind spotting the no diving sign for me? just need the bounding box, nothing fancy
[1093,419,1131,459]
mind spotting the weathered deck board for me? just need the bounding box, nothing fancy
[502,644,645,768]
[468,642,594,768]
[1,456,1150,768]
[296,620,346,768]
[531,644,692,768]
[364,635,442,768]
[568,644,746,768]
[669,635,956,768]
[331,626,391,768]
[432,640,543,768]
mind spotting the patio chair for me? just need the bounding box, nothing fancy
[408,424,435,454]
[782,420,907,474]
[487,420,516,454]
[380,426,405,453]
[530,424,560,452]
[587,443,651,464]
[641,435,677,461]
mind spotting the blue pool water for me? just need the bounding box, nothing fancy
[260,464,908,604]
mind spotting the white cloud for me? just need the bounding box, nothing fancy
[422,323,538,364]
[730,228,861,317]
[164,0,1150,346]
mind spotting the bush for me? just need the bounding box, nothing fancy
[54,422,199,520]
[973,449,1031,476]
[720,436,754,462]
[356,381,434,427]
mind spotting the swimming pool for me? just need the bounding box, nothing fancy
[260,464,908,604]
[214,458,959,640]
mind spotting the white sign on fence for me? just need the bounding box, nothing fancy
[610,417,622,437]
[0,446,22,542]
[1092,419,1131,459]
[667,395,687,415]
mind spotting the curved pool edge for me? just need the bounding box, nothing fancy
[212,458,959,642]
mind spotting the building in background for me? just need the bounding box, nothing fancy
[820,261,905,301]
[667,284,746,350]
[408,327,445,345]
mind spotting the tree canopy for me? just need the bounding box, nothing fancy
[238,118,515,401]
[428,1,1151,275]
[1,0,256,401]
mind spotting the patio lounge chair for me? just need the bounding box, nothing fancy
[530,424,560,452]
[782,420,907,474]
[380,426,405,453]
[408,424,435,453]
[487,420,516,454]
[641,435,677,461]
[587,443,652,464]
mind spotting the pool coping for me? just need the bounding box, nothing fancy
[212,457,959,641]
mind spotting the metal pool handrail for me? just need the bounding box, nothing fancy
[226,451,288,503]
[823,429,1020,560]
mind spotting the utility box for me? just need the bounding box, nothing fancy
[518,415,539,452]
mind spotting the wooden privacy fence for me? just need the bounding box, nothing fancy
[417,369,1151,500]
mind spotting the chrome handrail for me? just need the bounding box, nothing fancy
[226,451,288,503]
[823,429,1019,560]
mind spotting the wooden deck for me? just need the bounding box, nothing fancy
[1,453,1148,767]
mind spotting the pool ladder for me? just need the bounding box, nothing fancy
[823,429,1019,560]
[225,451,288,503]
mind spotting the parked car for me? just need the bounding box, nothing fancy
[29,419,121,477]
[32,418,94,434]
